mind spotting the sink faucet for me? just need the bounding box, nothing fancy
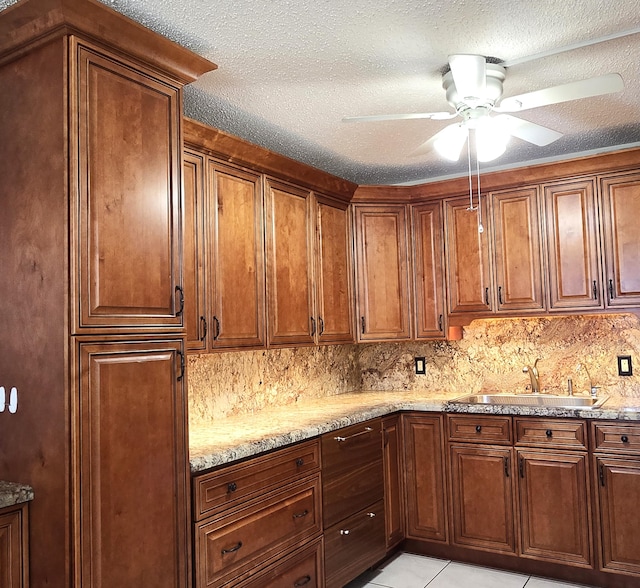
[523,358,541,394]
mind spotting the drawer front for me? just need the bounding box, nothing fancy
[324,500,386,588]
[448,415,512,445]
[592,422,640,454]
[322,419,382,481]
[238,539,324,588]
[195,476,321,588]
[194,439,320,521]
[515,418,587,449]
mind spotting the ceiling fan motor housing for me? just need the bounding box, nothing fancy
[443,63,506,112]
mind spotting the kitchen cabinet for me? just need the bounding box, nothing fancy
[322,419,385,588]
[382,415,404,549]
[193,440,322,588]
[600,172,640,307]
[544,179,603,311]
[354,205,412,341]
[0,503,28,588]
[592,421,640,575]
[411,202,447,339]
[403,414,448,543]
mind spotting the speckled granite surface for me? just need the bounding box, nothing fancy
[0,481,34,509]
[189,391,640,473]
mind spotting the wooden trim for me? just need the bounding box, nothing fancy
[184,118,358,202]
[0,0,216,82]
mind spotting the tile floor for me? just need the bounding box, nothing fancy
[345,552,592,588]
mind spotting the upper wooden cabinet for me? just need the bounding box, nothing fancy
[73,41,184,332]
[411,202,446,339]
[491,187,545,312]
[354,205,411,341]
[544,179,603,311]
[444,195,493,314]
[600,172,640,308]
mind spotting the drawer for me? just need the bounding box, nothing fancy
[324,500,386,588]
[237,538,323,588]
[592,422,640,454]
[194,439,320,521]
[195,475,322,588]
[515,418,587,449]
[448,415,512,445]
[322,419,382,481]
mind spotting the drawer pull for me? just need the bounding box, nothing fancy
[296,457,304,467]
[366,512,376,518]
[334,426,373,443]
[340,529,350,535]
[475,425,482,433]
[293,509,309,519]
[227,482,237,493]
[621,435,629,443]
[221,541,243,555]
[545,429,553,438]
[294,575,312,587]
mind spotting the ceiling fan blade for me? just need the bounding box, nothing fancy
[497,73,624,112]
[449,54,486,101]
[495,114,563,146]
[410,123,467,160]
[342,111,455,123]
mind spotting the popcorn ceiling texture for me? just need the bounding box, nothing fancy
[188,314,640,426]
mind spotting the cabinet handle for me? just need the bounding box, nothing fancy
[599,464,605,487]
[498,286,503,305]
[361,316,366,334]
[293,509,309,519]
[177,350,185,381]
[609,279,614,299]
[296,457,304,467]
[621,435,629,443]
[545,429,553,438]
[504,456,510,478]
[484,287,490,306]
[213,316,221,340]
[175,285,184,316]
[310,316,316,336]
[519,457,524,478]
[319,316,325,336]
[340,529,350,535]
[366,512,376,518]
[221,541,243,555]
[200,316,208,342]
[438,314,443,332]
[227,482,237,493]
[334,426,373,442]
[593,280,599,300]
[475,425,482,433]
[294,575,312,587]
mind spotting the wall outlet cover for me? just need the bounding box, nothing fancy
[415,357,426,375]
[618,355,633,376]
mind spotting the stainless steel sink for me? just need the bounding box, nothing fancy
[450,393,608,409]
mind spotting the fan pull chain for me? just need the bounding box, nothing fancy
[466,127,476,212]
[475,136,484,234]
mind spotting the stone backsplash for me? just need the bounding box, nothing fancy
[188,313,640,425]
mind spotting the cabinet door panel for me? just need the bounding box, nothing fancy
[492,187,545,311]
[354,205,411,340]
[0,507,25,588]
[210,163,266,349]
[383,415,404,548]
[412,203,446,339]
[266,179,315,346]
[74,43,182,330]
[600,173,640,307]
[316,197,354,344]
[518,450,592,567]
[544,180,602,310]
[76,339,188,588]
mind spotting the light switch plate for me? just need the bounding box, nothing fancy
[618,355,633,376]
[415,357,426,375]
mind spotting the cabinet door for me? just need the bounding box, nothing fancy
[444,195,493,314]
[449,445,516,554]
[354,205,411,341]
[517,450,592,567]
[594,456,640,575]
[265,179,315,346]
[404,414,448,543]
[209,162,266,349]
[73,41,183,331]
[76,339,189,588]
[544,180,603,310]
[600,172,640,307]
[411,202,446,339]
[382,415,404,549]
[491,187,545,312]
[315,196,354,344]
[183,150,208,351]
[0,506,26,588]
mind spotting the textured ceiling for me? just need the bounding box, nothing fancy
[2,0,639,185]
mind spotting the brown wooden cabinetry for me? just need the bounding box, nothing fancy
[403,414,448,543]
[382,415,404,549]
[354,205,411,341]
[0,503,28,588]
[411,202,446,339]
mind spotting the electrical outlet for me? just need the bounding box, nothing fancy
[415,357,426,375]
[618,355,633,376]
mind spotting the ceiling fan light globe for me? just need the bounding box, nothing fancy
[434,124,468,161]
[475,117,510,162]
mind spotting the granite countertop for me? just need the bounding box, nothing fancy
[0,481,34,509]
[189,391,640,473]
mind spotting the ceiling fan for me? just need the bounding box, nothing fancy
[343,53,625,162]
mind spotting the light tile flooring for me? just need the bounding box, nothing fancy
[345,552,592,588]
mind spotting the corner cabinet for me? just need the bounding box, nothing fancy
[354,205,411,341]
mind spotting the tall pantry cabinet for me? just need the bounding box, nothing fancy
[0,1,215,587]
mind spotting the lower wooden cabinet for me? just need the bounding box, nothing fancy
[0,503,28,588]
[382,415,404,548]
